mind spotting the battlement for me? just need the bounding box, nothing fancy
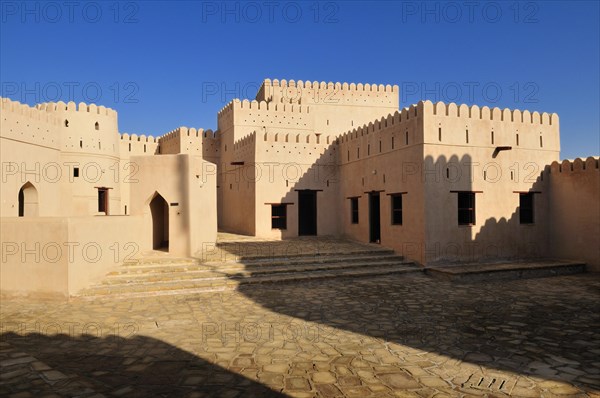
[256,79,399,108]
[35,100,118,119]
[217,98,313,136]
[120,133,158,143]
[120,132,159,156]
[260,130,337,145]
[0,97,61,126]
[548,157,599,174]
[218,98,310,117]
[233,132,256,151]
[258,78,398,96]
[430,100,558,125]
[338,102,422,144]
[158,126,217,141]
[156,126,218,158]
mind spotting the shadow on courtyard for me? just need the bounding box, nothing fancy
[224,151,600,393]
[0,332,286,397]
[234,272,600,393]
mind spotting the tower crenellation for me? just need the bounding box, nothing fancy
[256,78,399,107]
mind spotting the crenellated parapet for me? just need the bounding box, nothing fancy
[338,103,421,143]
[254,129,339,165]
[260,78,398,92]
[217,98,312,136]
[233,131,256,151]
[260,130,337,146]
[120,132,158,143]
[256,78,399,107]
[547,157,599,174]
[36,100,118,119]
[1,97,61,125]
[229,131,256,164]
[31,100,121,155]
[156,126,218,160]
[337,102,422,164]
[0,97,62,149]
[425,100,560,150]
[120,132,159,155]
[431,101,558,125]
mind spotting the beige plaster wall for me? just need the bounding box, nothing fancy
[130,154,217,257]
[1,98,62,217]
[548,157,600,271]
[1,215,145,297]
[422,100,560,264]
[216,79,402,238]
[338,103,426,262]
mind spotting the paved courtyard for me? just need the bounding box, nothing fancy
[1,272,599,397]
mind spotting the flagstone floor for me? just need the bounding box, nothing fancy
[1,272,599,397]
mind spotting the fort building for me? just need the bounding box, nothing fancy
[1,78,598,297]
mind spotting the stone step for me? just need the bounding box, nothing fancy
[80,263,421,299]
[202,247,395,262]
[123,248,396,267]
[425,260,586,282]
[102,259,413,284]
[110,253,405,275]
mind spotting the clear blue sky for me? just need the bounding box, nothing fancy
[1,0,598,159]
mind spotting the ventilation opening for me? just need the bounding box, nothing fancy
[95,122,99,130]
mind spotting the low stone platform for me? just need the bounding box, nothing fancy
[425,259,586,282]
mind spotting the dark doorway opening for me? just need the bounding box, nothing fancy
[97,188,109,214]
[150,193,169,251]
[18,182,38,217]
[298,190,317,236]
[369,192,381,243]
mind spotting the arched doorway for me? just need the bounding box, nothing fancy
[18,182,39,217]
[150,193,169,251]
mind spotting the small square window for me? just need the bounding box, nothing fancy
[350,197,359,224]
[519,193,534,224]
[271,205,287,229]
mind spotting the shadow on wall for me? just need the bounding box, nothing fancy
[421,154,549,265]
[222,152,599,393]
[1,332,286,397]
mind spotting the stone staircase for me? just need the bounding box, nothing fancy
[78,240,420,299]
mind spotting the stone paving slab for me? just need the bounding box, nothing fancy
[1,272,599,397]
[426,259,587,282]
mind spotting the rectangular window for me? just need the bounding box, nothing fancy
[350,197,359,224]
[271,204,287,229]
[519,193,534,224]
[391,194,403,225]
[98,188,108,214]
[457,192,475,225]
[73,167,79,177]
